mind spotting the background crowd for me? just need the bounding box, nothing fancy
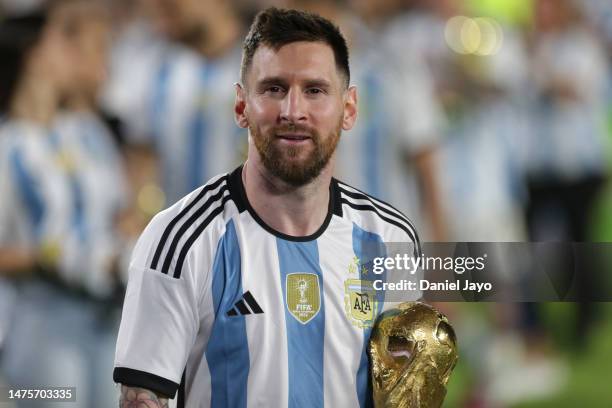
[0,0,611,406]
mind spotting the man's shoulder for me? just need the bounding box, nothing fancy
[152,173,231,225]
[333,178,420,245]
[133,172,239,277]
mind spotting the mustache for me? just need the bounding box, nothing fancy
[273,123,317,136]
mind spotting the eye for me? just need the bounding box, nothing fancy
[306,88,323,95]
[266,86,284,94]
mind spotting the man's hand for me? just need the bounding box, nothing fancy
[119,385,169,408]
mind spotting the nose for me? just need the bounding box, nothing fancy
[280,88,307,123]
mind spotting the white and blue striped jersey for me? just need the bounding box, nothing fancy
[0,120,71,252]
[113,165,420,408]
[0,114,127,297]
[52,111,128,297]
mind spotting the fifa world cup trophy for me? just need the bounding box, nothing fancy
[369,302,458,408]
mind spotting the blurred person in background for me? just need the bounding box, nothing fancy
[0,11,47,397]
[103,0,248,205]
[51,0,130,300]
[527,0,609,241]
[581,0,612,242]
[0,1,127,406]
[525,0,610,347]
[293,0,448,241]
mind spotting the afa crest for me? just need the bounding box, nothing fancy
[344,279,377,328]
[286,273,321,324]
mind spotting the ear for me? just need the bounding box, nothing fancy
[342,85,357,131]
[234,82,249,129]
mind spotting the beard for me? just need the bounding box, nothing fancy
[250,120,342,187]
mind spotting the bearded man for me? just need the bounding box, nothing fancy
[114,7,420,407]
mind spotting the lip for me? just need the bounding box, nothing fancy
[276,133,311,140]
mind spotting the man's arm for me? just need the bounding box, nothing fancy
[119,385,169,408]
[409,146,448,241]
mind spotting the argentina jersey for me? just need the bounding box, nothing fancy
[113,165,421,408]
[52,111,128,297]
[0,116,127,296]
[0,120,71,253]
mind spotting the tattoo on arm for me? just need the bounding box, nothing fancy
[119,385,169,408]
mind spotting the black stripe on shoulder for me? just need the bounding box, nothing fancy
[150,175,227,269]
[227,164,247,212]
[161,186,230,276]
[340,197,418,245]
[113,367,179,399]
[172,194,232,278]
[331,178,343,217]
[337,183,417,233]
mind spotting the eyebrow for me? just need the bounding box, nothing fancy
[303,79,332,89]
[256,76,332,89]
[256,77,289,88]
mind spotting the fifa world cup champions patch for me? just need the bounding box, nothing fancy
[286,273,321,324]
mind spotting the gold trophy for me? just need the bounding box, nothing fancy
[369,302,458,408]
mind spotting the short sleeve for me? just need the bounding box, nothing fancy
[113,208,205,398]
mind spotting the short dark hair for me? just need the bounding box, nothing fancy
[240,7,350,87]
[0,12,48,114]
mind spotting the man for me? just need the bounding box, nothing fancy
[114,8,420,408]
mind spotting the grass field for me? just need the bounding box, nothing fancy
[443,303,612,407]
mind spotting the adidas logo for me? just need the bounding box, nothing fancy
[227,291,264,317]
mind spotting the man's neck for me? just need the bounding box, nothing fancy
[242,160,333,238]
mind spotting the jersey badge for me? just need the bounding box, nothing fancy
[344,256,377,328]
[286,273,321,324]
[344,279,377,328]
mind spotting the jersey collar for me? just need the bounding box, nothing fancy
[228,164,342,242]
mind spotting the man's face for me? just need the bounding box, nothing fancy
[236,41,357,186]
